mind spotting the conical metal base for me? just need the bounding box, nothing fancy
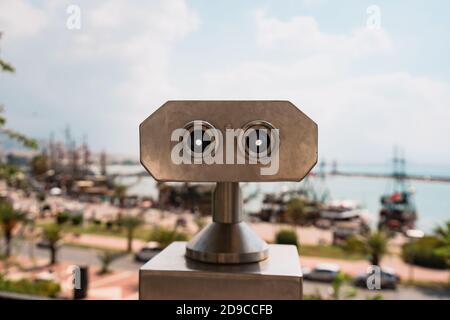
[186,221,269,264]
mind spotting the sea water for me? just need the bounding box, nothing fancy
[109,164,450,233]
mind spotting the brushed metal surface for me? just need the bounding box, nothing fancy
[139,101,318,264]
[139,100,318,182]
[139,242,303,300]
[185,221,269,264]
[186,182,269,264]
[212,182,242,224]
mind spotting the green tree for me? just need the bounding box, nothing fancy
[119,215,143,252]
[97,250,122,275]
[331,271,356,300]
[0,33,37,150]
[433,220,450,268]
[286,197,306,225]
[0,201,24,257]
[148,225,189,249]
[402,236,448,269]
[0,163,20,181]
[113,184,127,208]
[344,230,389,266]
[42,224,62,265]
[30,154,48,176]
[401,221,450,270]
[434,221,450,246]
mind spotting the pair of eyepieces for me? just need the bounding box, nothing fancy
[183,120,279,159]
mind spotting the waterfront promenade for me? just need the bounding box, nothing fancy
[4,243,448,300]
[4,186,449,286]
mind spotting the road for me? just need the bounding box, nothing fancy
[13,244,450,300]
[302,280,450,300]
[15,242,143,271]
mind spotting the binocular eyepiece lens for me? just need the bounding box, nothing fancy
[241,120,277,159]
[183,120,218,157]
[187,129,212,153]
[246,128,271,155]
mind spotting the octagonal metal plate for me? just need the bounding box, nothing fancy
[139,100,317,182]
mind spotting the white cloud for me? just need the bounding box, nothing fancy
[301,0,325,7]
[2,3,450,164]
[195,10,450,163]
[69,0,199,108]
[0,0,199,155]
[0,0,48,39]
[254,8,393,58]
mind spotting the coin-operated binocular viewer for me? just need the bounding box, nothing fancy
[139,101,317,300]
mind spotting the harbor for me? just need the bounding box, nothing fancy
[1,0,450,303]
[110,163,450,233]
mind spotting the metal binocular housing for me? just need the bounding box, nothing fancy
[140,100,317,264]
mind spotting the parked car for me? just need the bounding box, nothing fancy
[134,241,162,263]
[303,263,340,282]
[353,267,400,290]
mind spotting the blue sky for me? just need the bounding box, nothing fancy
[1,0,450,165]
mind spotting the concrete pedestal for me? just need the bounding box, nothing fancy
[139,242,303,300]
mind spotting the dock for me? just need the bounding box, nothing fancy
[329,172,450,183]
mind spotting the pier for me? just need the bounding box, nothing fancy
[329,172,450,183]
[112,170,450,183]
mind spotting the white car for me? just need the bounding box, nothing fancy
[303,263,340,282]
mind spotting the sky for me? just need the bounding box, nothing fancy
[0,0,450,166]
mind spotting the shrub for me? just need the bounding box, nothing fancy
[303,293,323,300]
[105,220,114,230]
[275,229,299,248]
[71,215,83,226]
[0,274,60,298]
[56,212,70,225]
[148,226,189,248]
[402,236,448,270]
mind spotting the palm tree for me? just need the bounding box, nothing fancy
[97,250,122,275]
[344,230,389,266]
[119,215,143,252]
[434,221,450,268]
[42,223,62,265]
[434,221,450,245]
[286,197,306,226]
[113,184,127,208]
[0,201,24,257]
[148,225,189,249]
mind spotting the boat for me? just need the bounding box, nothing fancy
[258,175,324,224]
[378,149,418,234]
[378,190,417,233]
[318,199,370,234]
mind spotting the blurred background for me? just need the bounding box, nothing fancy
[0,0,449,300]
